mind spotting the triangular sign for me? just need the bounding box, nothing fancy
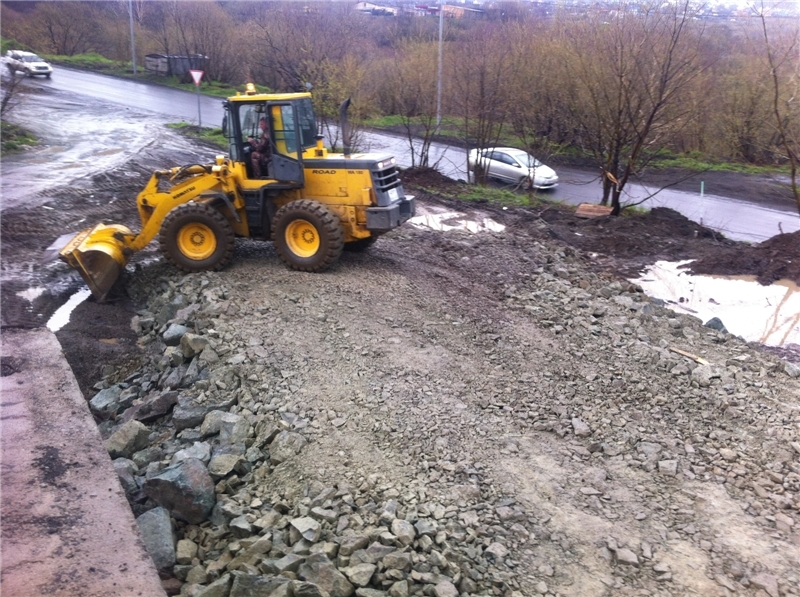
[190,70,204,86]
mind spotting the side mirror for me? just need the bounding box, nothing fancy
[221,115,228,137]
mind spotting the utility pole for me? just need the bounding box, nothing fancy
[129,0,137,75]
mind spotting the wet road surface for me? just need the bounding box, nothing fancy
[356,130,800,242]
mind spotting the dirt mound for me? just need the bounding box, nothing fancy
[689,229,800,285]
[402,167,800,285]
[401,166,461,189]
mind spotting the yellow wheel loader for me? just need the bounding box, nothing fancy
[58,86,415,300]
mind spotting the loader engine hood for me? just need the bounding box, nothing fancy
[304,154,404,207]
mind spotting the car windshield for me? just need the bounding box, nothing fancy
[23,55,43,62]
[509,151,542,168]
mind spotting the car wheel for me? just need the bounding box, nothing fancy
[45,73,51,79]
[520,176,533,191]
[272,200,344,272]
[159,202,236,272]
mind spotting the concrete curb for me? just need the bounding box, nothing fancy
[1,328,167,597]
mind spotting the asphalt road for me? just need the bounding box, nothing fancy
[14,65,800,242]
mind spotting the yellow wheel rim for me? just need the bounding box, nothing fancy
[285,219,320,258]
[177,223,216,260]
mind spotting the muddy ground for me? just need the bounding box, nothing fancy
[1,144,799,398]
[2,132,800,596]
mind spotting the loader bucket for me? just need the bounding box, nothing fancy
[58,223,134,301]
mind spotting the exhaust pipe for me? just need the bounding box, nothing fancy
[339,98,351,158]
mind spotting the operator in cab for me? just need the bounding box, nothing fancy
[248,116,272,178]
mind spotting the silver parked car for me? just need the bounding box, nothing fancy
[468,147,558,190]
[6,50,53,78]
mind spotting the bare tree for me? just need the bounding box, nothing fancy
[1,68,25,118]
[248,4,375,149]
[382,39,441,168]
[503,21,565,172]
[754,1,800,216]
[560,0,705,214]
[450,24,516,185]
[34,1,101,56]
[141,1,244,83]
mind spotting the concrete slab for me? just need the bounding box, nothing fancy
[1,328,166,597]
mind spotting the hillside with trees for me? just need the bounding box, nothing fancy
[3,0,800,213]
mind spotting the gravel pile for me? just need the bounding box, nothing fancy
[91,208,799,597]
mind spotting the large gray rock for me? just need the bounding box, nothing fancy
[161,364,187,390]
[572,417,592,437]
[195,573,233,597]
[292,581,332,597]
[270,431,308,464]
[703,317,728,333]
[136,507,175,570]
[291,516,322,542]
[390,520,416,546]
[220,417,251,445]
[785,361,800,378]
[262,553,306,574]
[181,333,210,358]
[690,365,716,387]
[201,411,241,437]
[171,441,212,465]
[105,420,150,459]
[163,323,189,346]
[122,390,179,423]
[173,403,212,431]
[155,296,184,327]
[132,446,163,469]
[229,515,253,538]
[340,563,376,587]
[176,538,198,565]
[433,581,458,597]
[298,553,354,597]
[208,453,244,479]
[337,534,369,557]
[112,458,139,494]
[230,573,289,597]
[143,457,216,524]
[382,551,411,571]
[89,384,131,417]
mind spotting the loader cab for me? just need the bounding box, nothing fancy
[223,92,318,187]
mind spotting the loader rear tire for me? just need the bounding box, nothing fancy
[272,200,344,272]
[159,202,235,272]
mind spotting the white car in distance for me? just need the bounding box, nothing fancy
[6,50,53,78]
[468,147,558,190]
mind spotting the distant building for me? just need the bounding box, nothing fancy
[144,54,209,77]
[412,4,485,18]
[356,2,399,15]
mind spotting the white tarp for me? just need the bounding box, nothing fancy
[631,260,800,347]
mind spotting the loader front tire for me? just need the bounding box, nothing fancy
[272,200,344,272]
[159,202,235,272]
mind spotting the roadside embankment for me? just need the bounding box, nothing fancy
[0,328,167,597]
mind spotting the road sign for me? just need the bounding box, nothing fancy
[189,70,204,127]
